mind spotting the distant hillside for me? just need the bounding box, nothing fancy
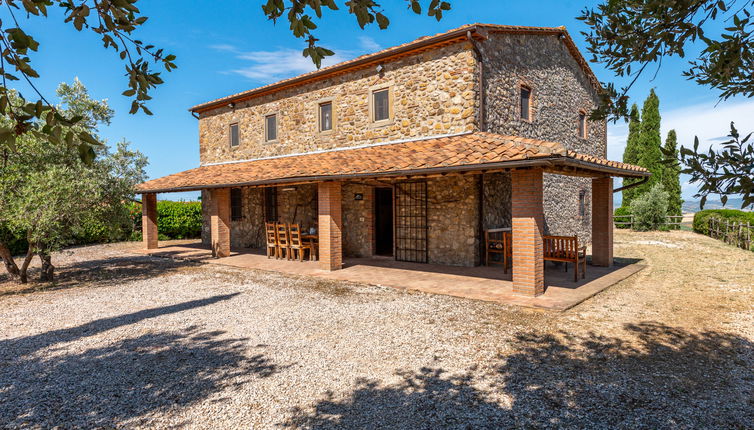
[682,198,750,213]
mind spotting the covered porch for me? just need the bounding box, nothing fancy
[137,132,649,300]
[133,240,644,310]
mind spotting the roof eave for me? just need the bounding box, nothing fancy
[136,155,647,194]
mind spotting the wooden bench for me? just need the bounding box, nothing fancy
[543,235,586,282]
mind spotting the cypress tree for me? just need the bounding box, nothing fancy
[662,130,683,219]
[636,89,664,196]
[621,104,642,207]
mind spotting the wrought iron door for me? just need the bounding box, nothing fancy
[395,181,428,263]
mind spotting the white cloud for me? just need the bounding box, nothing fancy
[661,99,754,151]
[358,36,382,52]
[209,44,238,52]
[210,35,384,84]
[226,48,350,82]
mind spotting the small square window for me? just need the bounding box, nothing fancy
[373,88,389,122]
[578,111,587,138]
[319,102,333,132]
[520,86,531,121]
[229,123,239,147]
[231,188,243,221]
[265,114,277,142]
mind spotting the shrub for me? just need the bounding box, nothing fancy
[630,184,669,231]
[130,200,203,239]
[614,206,632,229]
[693,209,754,235]
[157,201,202,239]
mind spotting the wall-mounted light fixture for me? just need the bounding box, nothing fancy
[354,193,364,201]
[281,187,296,192]
[228,102,236,109]
[376,64,384,74]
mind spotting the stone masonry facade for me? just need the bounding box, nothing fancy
[197,30,606,266]
[198,43,477,164]
[480,33,605,243]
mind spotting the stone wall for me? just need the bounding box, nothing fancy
[202,185,316,249]
[198,43,477,164]
[482,172,512,230]
[202,187,265,249]
[426,176,479,266]
[275,184,318,230]
[480,32,607,243]
[342,184,374,258]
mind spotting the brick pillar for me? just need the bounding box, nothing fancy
[318,181,343,270]
[511,168,545,296]
[591,177,614,267]
[209,188,231,258]
[142,193,158,250]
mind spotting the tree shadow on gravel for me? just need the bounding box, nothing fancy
[283,322,753,429]
[0,293,240,357]
[0,254,199,296]
[0,325,281,428]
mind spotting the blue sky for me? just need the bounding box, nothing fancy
[15,0,754,203]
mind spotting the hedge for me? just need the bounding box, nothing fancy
[3,200,202,257]
[692,209,754,235]
[155,201,202,239]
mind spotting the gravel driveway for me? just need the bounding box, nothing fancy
[1,230,752,429]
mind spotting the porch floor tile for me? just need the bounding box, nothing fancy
[130,241,644,311]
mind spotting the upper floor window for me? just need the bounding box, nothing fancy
[578,111,588,138]
[230,188,243,221]
[229,123,239,147]
[372,88,390,122]
[520,85,532,121]
[319,102,333,132]
[265,114,277,142]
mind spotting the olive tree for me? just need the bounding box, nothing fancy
[0,81,146,283]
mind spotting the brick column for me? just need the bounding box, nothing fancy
[142,193,158,250]
[318,181,343,270]
[591,177,614,267]
[209,188,231,258]
[511,168,545,296]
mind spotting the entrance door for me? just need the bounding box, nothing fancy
[374,187,394,256]
[394,181,428,263]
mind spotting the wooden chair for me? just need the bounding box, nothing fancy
[265,222,278,259]
[276,223,291,260]
[288,223,314,261]
[485,228,512,273]
[543,235,587,282]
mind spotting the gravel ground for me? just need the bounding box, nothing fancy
[0,230,752,429]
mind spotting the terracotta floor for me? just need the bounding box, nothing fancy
[130,241,644,311]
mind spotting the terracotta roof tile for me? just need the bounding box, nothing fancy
[137,132,648,193]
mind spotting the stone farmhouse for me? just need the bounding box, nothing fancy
[137,23,648,297]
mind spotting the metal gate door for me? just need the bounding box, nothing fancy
[395,181,428,263]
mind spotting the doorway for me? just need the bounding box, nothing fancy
[374,187,394,256]
[394,181,428,263]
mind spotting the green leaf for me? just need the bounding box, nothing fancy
[78,131,103,146]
